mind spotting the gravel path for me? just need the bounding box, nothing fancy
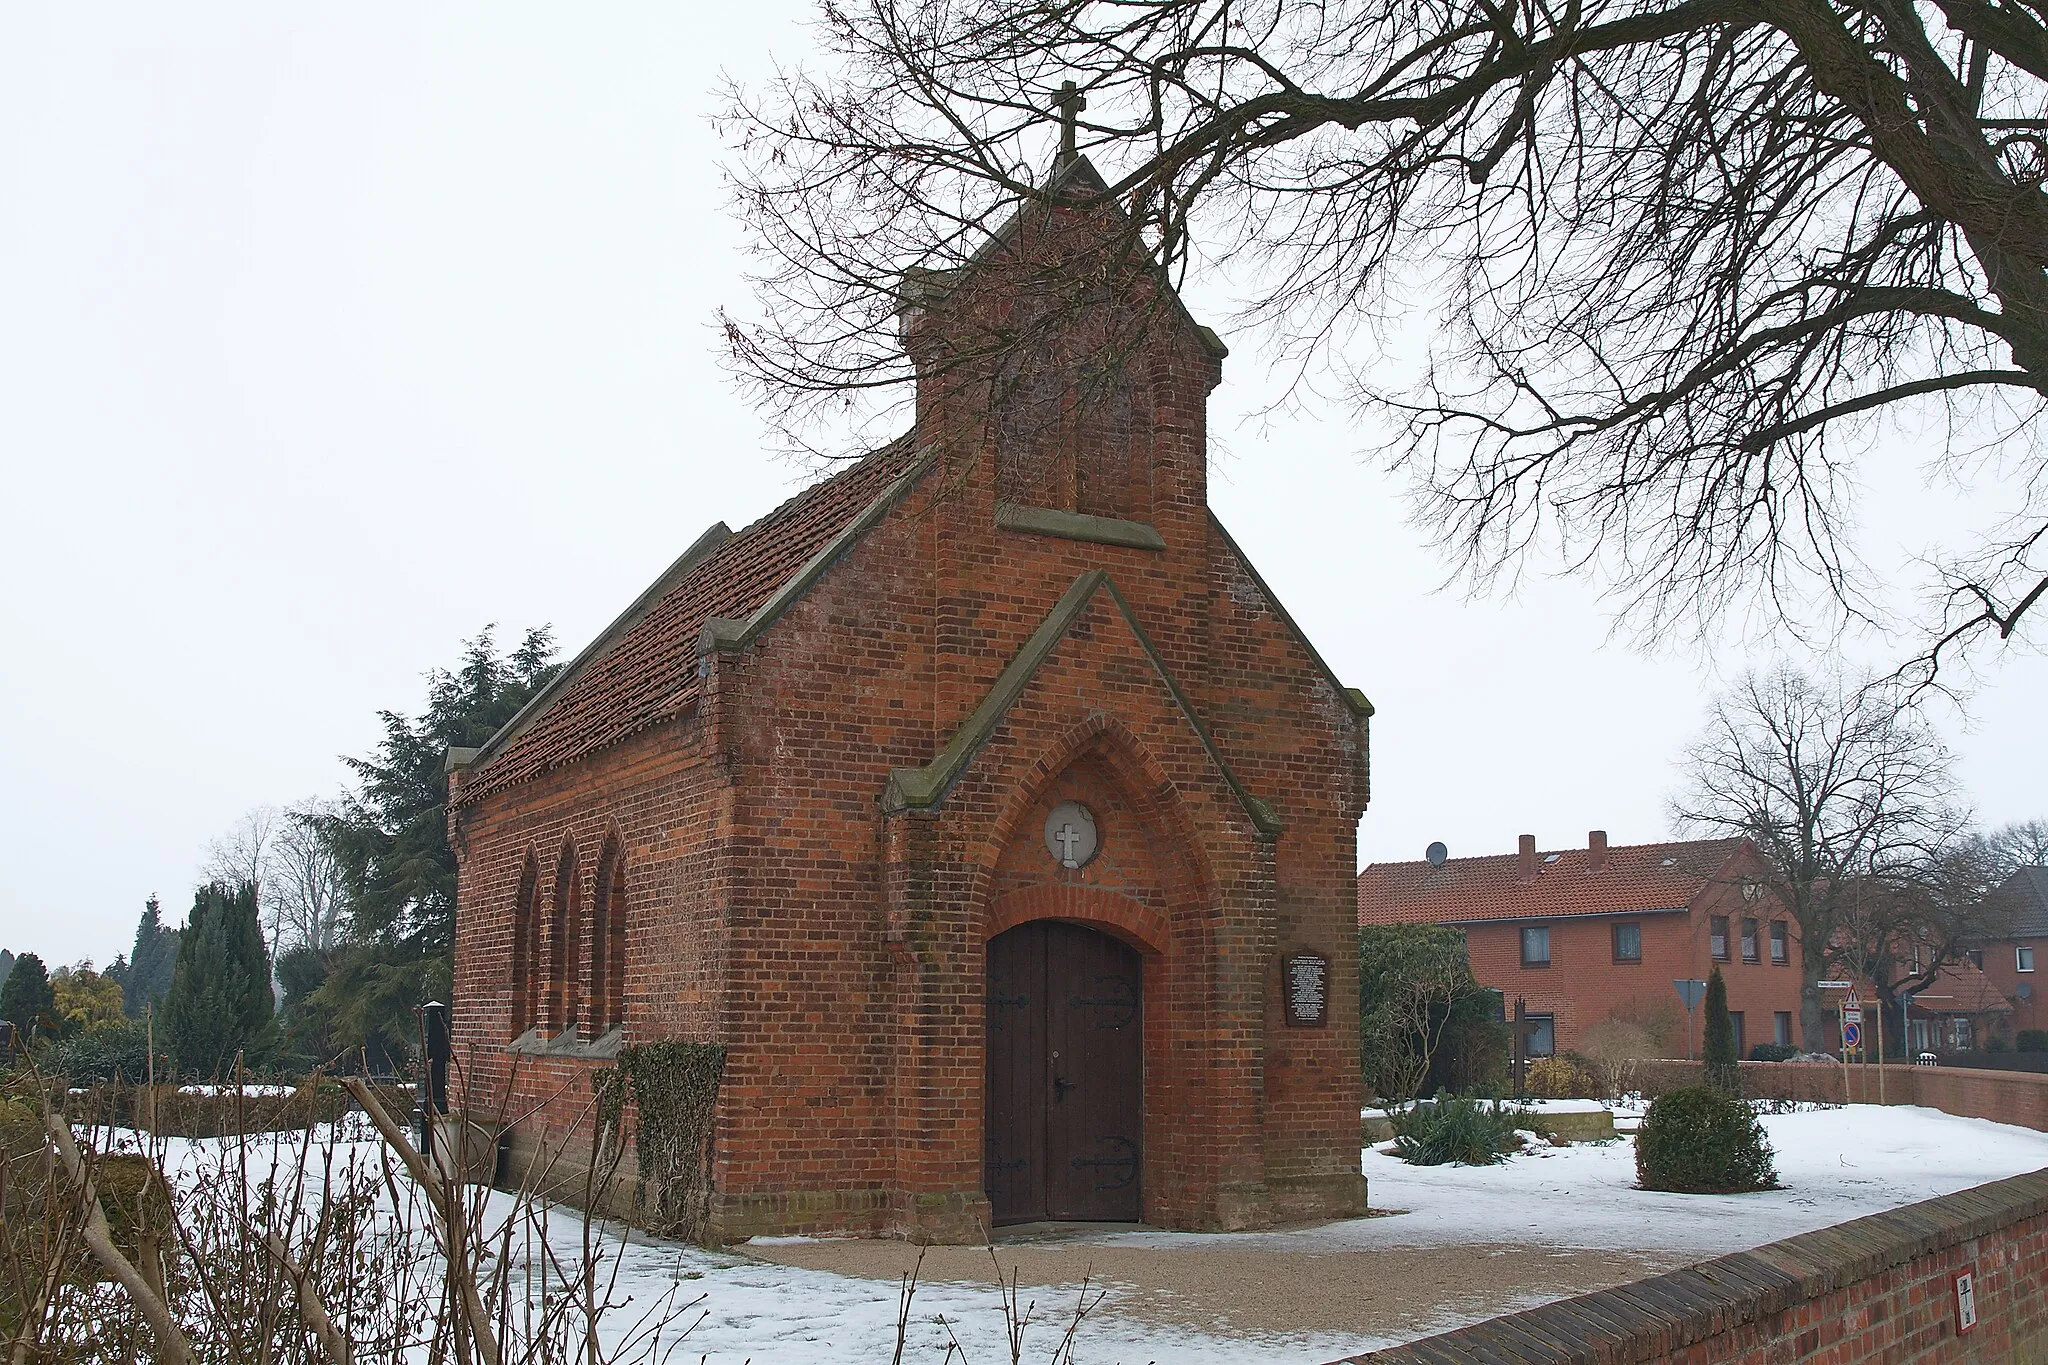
[747,1233,1684,1342]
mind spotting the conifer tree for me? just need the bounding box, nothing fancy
[0,948,14,991]
[160,882,274,1076]
[120,896,181,1018]
[311,626,558,1067]
[0,952,56,1039]
[1702,966,1739,1094]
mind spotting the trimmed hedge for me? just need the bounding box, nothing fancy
[1635,1086,1779,1193]
[1748,1043,1799,1062]
[2018,1029,2048,1053]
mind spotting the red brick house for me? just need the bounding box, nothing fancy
[1974,867,2047,1040]
[1357,833,1804,1058]
[444,157,1372,1242]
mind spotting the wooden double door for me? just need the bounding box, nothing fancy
[984,920,1142,1224]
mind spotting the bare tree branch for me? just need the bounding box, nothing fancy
[722,0,2048,672]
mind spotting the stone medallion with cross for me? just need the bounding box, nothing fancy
[1043,801,1100,870]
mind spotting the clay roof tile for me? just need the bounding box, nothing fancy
[1357,837,1751,926]
[460,438,918,800]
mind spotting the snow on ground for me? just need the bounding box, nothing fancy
[1364,1099,1612,1118]
[1138,1104,2048,1261]
[101,1104,2048,1365]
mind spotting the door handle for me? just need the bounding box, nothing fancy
[1053,1074,1074,1101]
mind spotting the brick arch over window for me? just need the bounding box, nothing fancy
[547,838,580,1035]
[509,849,541,1038]
[587,831,627,1038]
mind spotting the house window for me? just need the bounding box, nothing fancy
[1741,918,1759,963]
[1521,925,1552,967]
[1613,921,1642,963]
[1730,1012,1746,1055]
[1952,1018,1973,1051]
[2021,945,2036,973]
[1967,948,1984,970]
[1770,921,1788,964]
[1774,1012,1792,1047]
[1710,915,1729,961]
[1525,1014,1556,1058]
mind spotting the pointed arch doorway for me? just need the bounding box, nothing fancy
[985,920,1143,1224]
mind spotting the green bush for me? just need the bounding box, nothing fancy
[1392,1095,1521,1166]
[2018,1029,2048,1053]
[1635,1086,1779,1193]
[33,1019,155,1086]
[1701,967,1739,1093]
[1748,1043,1799,1062]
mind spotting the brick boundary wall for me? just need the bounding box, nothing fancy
[1334,1168,2048,1364]
[1633,1060,2048,1133]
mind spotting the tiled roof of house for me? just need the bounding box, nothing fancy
[1909,957,2013,1016]
[1357,837,1749,926]
[461,437,919,800]
[1988,866,2048,939]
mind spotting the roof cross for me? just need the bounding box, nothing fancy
[1055,80,1086,163]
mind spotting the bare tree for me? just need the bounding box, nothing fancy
[1672,665,1964,1048]
[205,805,279,895]
[1987,816,2048,873]
[204,806,281,952]
[722,0,2048,677]
[270,800,352,958]
[1829,838,2012,1054]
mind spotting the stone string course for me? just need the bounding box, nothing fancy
[1338,1168,2048,1364]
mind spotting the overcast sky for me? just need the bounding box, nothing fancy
[4,5,2044,969]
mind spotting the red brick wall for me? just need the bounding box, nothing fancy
[1339,1169,2048,1364]
[1465,857,1804,1057]
[448,715,730,1190]
[1978,938,2044,1036]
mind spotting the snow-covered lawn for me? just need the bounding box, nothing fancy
[105,1104,2048,1365]
[1295,1103,2048,1258]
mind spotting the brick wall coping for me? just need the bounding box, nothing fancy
[1334,1167,2048,1363]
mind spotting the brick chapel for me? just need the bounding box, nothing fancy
[446,156,1375,1242]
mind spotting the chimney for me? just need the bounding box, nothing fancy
[1518,833,1537,880]
[1588,829,1608,872]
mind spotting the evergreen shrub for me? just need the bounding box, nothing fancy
[1635,1086,1779,1193]
[32,1021,153,1086]
[1392,1095,1520,1166]
[1701,967,1739,1093]
[1748,1043,1799,1062]
[2018,1030,2048,1053]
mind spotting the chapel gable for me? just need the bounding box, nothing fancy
[900,156,1228,533]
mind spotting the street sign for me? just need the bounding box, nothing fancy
[1673,979,1707,1010]
[1818,980,1853,989]
[1843,1007,1863,1025]
[1843,1020,1862,1049]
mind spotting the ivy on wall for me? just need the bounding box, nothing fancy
[600,1041,727,1242]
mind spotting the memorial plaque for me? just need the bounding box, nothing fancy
[1283,952,1329,1028]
